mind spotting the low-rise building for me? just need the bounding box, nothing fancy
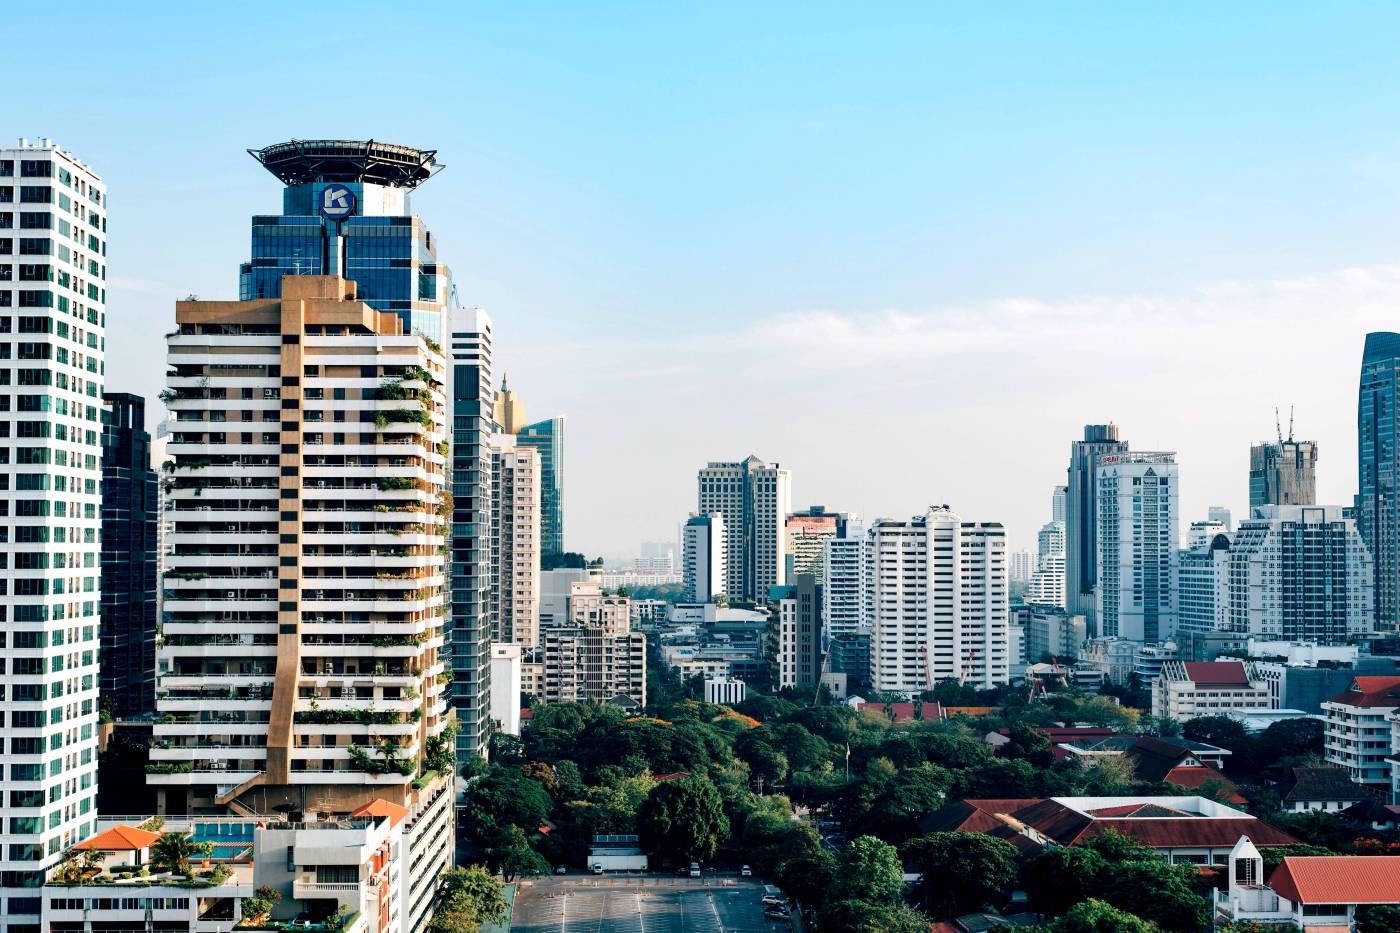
[704,678,747,705]
[1217,836,1400,929]
[1277,766,1376,814]
[1322,676,1400,788]
[489,643,523,736]
[1151,660,1271,722]
[1080,637,1138,686]
[1023,607,1087,664]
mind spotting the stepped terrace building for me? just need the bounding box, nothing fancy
[152,275,455,819]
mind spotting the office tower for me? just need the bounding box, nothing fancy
[1028,521,1066,609]
[240,139,452,344]
[154,276,454,821]
[492,373,526,434]
[697,455,792,601]
[784,506,851,581]
[487,433,540,647]
[1208,505,1233,530]
[1009,549,1037,585]
[1096,451,1179,643]
[448,307,495,758]
[517,415,565,558]
[1065,424,1129,630]
[771,574,823,688]
[1178,530,1231,635]
[1226,506,1373,643]
[536,582,646,704]
[869,506,1008,694]
[100,393,158,719]
[0,139,106,929]
[1357,332,1400,632]
[682,512,726,602]
[1052,485,1067,522]
[823,518,872,685]
[1250,438,1317,511]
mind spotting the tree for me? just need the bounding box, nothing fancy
[832,836,905,907]
[636,777,730,865]
[428,865,508,933]
[773,850,837,912]
[1141,715,1182,739]
[902,832,1017,917]
[1182,715,1248,748]
[1049,898,1158,932]
[865,763,952,843]
[733,729,788,789]
[240,886,283,927]
[998,721,1052,766]
[480,825,550,882]
[1021,846,1109,917]
[1358,904,1400,933]
[151,832,212,875]
[817,899,932,932]
[459,766,553,844]
[1102,858,1210,932]
[1076,695,1140,731]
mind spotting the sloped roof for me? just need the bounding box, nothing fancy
[855,701,944,722]
[919,799,1042,835]
[350,799,409,828]
[1269,855,1400,905]
[1281,767,1372,803]
[1127,736,1193,781]
[1326,676,1400,708]
[1163,767,1247,804]
[1183,661,1250,687]
[76,825,161,851]
[1074,818,1296,848]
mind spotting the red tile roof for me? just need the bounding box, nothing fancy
[1163,767,1247,804]
[652,772,691,782]
[76,826,161,851]
[1326,676,1400,708]
[350,799,409,828]
[1268,856,1400,905]
[1183,661,1250,687]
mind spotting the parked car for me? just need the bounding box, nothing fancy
[740,864,752,877]
[555,865,567,875]
[592,864,604,875]
[689,862,701,878]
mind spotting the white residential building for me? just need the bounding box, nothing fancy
[1009,549,1037,585]
[682,512,726,603]
[1025,608,1087,662]
[1217,836,1400,930]
[154,276,456,825]
[696,456,791,601]
[823,518,871,637]
[869,506,1009,695]
[1028,552,1066,609]
[1178,530,1231,634]
[0,139,107,928]
[489,642,522,736]
[705,678,747,705]
[1322,676,1400,788]
[1187,519,1229,549]
[1096,451,1179,643]
[488,433,541,647]
[1226,505,1373,644]
[1152,660,1272,722]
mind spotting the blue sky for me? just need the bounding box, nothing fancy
[13,2,1400,555]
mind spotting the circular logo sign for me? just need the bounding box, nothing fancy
[319,184,356,221]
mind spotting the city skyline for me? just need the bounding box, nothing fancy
[10,5,1400,558]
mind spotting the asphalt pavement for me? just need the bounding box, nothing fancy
[510,874,792,932]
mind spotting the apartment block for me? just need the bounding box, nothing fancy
[681,511,725,603]
[487,433,540,647]
[697,455,791,602]
[1151,661,1271,722]
[1096,451,1179,643]
[1322,676,1400,788]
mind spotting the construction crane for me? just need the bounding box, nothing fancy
[1276,405,1295,445]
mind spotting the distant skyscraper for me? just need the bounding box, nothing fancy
[1065,424,1129,629]
[1052,485,1067,522]
[1028,521,1066,608]
[449,307,496,758]
[823,518,870,638]
[697,456,792,601]
[492,374,527,434]
[0,139,106,923]
[1009,549,1037,585]
[682,512,726,602]
[1208,505,1233,530]
[1227,505,1372,643]
[785,506,851,581]
[1250,438,1317,510]
[100,393,158,720]
[869,507,1008,694]
[517,416,565,558]
[488,434,541,647]
[1096,451,1179,643]
[1357,332,1400,631]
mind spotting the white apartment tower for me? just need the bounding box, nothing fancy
[487,433,540,647]
[696,455,791,602]
[1096,452,1179,643]
[0,140,106,929]
[869,507,1009,695]
[154,276,456,820]
[1028,520,1066,609]
[682,512,726,603]
[823,517,870,638]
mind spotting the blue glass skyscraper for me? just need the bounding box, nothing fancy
[518,416,565,558]
[241,140,452,342]
[1357,332,1400,631]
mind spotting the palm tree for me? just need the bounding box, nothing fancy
[151,833,212,875]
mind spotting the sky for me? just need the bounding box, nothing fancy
[11,2,1400,559]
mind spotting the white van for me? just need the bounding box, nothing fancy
[689,862,701,878]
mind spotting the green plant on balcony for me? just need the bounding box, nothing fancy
[240,885,282,926]
[347,740,415,776]
[151,833,213,875]
[144,762,194,775]
[376,476,415,491]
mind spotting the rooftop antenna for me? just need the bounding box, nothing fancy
[1288,405,1295,444]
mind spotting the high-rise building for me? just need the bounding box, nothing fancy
[487,434,540,647]
[1187,519,1230,549]
[1028,519,1066,608]
[771,574,823,688]
[1250,438,1317,510]
[240,140,452,344]
[448,307,495,759]
[784,506,851,581]
[0,138,106,928]
[869,507,1009,694]
[823,517,870,638]
[1052,485,1068,522]
[517,416,565,558]
[492,374,526,434]
[1208,505,1233,530]
[536,582,645,704]
[1096,451,1179,643]
[1065,424,1129,629]
[1357,332,1400,632]
[154,276,455,821]
[1009,549,1037,585]
[100,392,158,719]
[697,455,792,602]
[1226,505,1373,643]
[682,512,726,602]
[1178,530,1231,635]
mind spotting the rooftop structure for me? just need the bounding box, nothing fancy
[249,139,443,188]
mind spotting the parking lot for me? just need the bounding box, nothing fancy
[510,875,791,932]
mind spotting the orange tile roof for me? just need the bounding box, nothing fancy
[350,799,409,828]
[76,825,161,851]
[1327,676,1400,708]
[1268,855,1400,905]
